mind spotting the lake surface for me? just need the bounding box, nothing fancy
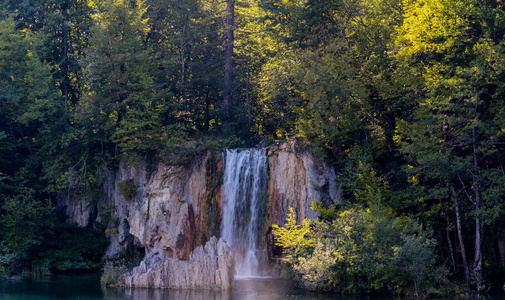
[0,274,503,300]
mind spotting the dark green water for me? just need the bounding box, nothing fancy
[0,275,503,300]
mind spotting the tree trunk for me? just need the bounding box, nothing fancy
[180,25,187,110]
[474,215,483,291]
[446,216,456,273]
[246,53,251,127]
[498,226,505,267]
[223,0,235,121]
[181,26,185,85]
[452,186,470,285]
[204,89,210,131]
[63,2,69,112]
[472,125,483,292]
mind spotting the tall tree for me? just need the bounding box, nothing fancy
[395,0,505,290]
[0,17,68,195]
[258,0,404,157]
[223,0,235,121]
[1,0,93,107]
[77,0,159,158]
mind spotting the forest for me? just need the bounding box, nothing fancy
[1,0,505,296]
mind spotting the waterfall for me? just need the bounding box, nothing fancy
[222,149,268,278]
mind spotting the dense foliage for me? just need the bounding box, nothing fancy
[1,0,505,294]
[273,165,448,296]
[273,205,446,296]
[0,206,108,278]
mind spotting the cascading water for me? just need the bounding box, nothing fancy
[221,149,268,278]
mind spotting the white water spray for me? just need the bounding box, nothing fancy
[222,149,268,278]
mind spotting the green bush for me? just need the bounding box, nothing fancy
[0,190,109,276]
[273,206,447,296]
[33,222,109,273]
[205,139,221,152]
[219,135,246,148]
[158,124,199,166]
[0,243,28,279]
[118,179,137,200]
[0,189,53,253]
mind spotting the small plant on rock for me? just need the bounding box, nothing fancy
[118,179,137,200]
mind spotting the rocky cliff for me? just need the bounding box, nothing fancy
[124,236,234,290]
[57,141,339,288]
[59,152,222,261]
[266,141,339,226]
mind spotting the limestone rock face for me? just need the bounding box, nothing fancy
[104,159,208,259]
[124,236,234,290]
[57,152,221,260]
[57,141,339,284]
[267,141,339,226]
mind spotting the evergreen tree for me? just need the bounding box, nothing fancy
[395,0,505,290]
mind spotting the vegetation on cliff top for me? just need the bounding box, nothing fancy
[0,0,505,293]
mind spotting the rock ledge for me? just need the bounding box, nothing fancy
[124,236,234,290]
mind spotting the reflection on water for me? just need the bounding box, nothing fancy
[1,274,504,300]
[0,274,102,300]
[104,288,229,300]
[102,277,357,300]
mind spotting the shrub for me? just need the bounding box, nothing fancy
[118,179,137,200]
[0,243,27,279]
[219,135,246,148]
[294,240,337,291]
[0,189,53,253]
[273,205,447,296]
[1,191,109,276]
[33,222,109,273]
[158,124,199,166]
[204,139,220,152]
